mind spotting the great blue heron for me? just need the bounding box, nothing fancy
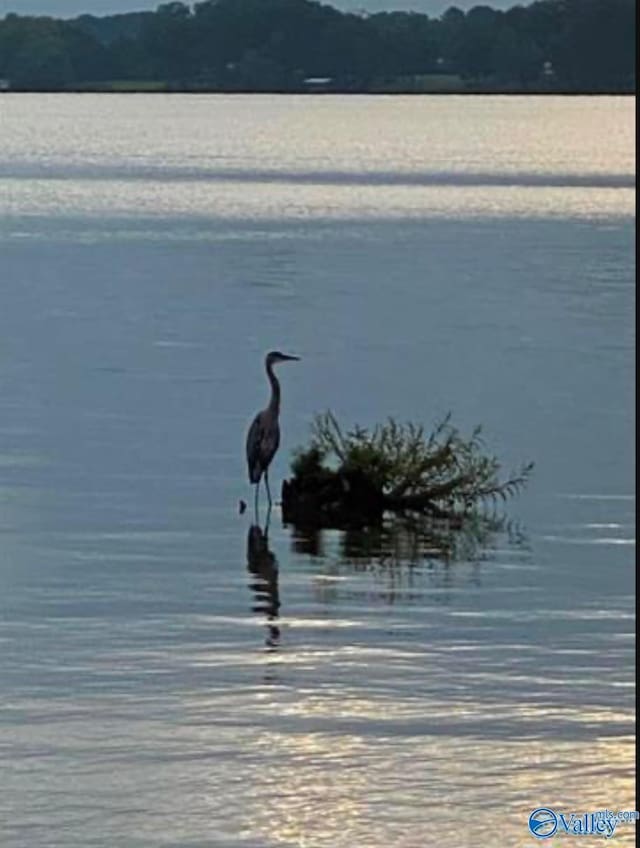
[246,350,299,512]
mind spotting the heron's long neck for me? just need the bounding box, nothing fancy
[266,361,281,414]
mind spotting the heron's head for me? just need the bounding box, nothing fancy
[266,351,300,367]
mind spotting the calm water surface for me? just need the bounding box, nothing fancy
[0,95,635,847]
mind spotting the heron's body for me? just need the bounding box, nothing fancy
[246,351,299,511]
[246,408,280,485]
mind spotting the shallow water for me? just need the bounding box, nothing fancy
[0,95,635,847]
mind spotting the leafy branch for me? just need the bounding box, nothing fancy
[290,410,533,517]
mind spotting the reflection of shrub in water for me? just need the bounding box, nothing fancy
[298,512,529,568]
[304,514,530,607]
[283,411,533,528]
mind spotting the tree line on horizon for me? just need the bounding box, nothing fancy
[0,0,635,93]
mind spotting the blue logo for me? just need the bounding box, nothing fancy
[529,808,559,839]
[529,807,640,839]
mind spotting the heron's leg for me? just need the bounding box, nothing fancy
[264,470,272,508]
[254,480,260,521]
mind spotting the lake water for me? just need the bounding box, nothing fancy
[0,95,635,847]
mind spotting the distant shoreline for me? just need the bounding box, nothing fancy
[1,0,634,100]
[2,88,635,96]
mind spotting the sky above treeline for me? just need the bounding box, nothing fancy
[0,0,517,18]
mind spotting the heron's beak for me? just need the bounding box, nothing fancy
[283,354,300,361]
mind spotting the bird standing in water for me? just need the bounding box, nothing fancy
[246,351,299,514]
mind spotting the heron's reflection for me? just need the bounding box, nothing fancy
[246,517,281,648]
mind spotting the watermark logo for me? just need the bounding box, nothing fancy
[528,808,639,840]
[529,808,558,839]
